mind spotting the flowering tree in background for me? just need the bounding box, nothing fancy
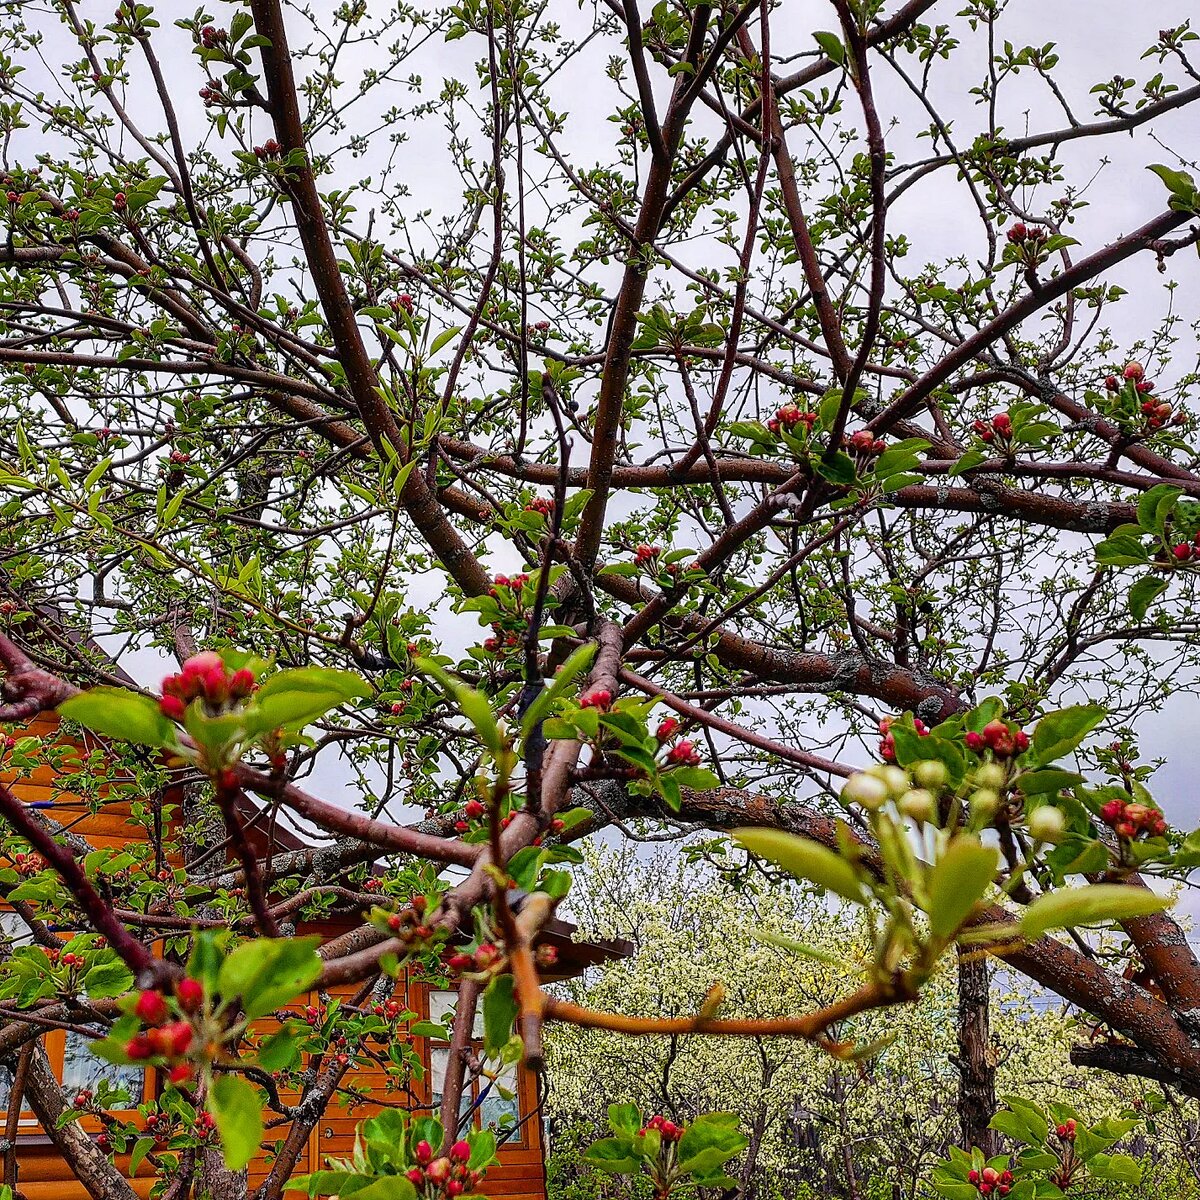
[2,0,1200,1197]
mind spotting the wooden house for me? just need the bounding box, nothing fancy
[0,707,627,1200]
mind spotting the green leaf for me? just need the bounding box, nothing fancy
[925,838,999,944]
[1013,769,1083,796]
[1135,484,1183,533]
[817,451,857,486]
[1094,534,1150,567]
[608,1102,642,1136]
[1128,575,1168,621]
[1020,884,1172,940]
[251,668,370,730]
[209,1075,263,1171]
[676,1113,748,1175]
[813,30,846,65]
[409,1020,449,1039]
[258,1029,300,1072]
[58,688,175,749]
[584,1136,641,1174]
[519,642,597,736]
[416,658,504,757]
[82,959,134,999]
[129,1136,154,1177]
[482,974,518,1056]
[353,1179,420,1200]
[217,936,322,1019]
[1031,705,1105,765]
[732,828,865,904]
[1085,1152,1141,1184]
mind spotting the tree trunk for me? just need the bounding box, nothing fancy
[956,950,997,1156]
[22,1044,140,1200]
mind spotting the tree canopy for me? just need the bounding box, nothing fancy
[1,0,1200,1197]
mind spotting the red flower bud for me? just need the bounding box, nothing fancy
[168,1063,192,1085]
[415,1140,433,1165]
[125,1033,155,1060]
[176,978,204,1014]
[450,1140,471,1162]
[163,1021,194,1056]
[134,989,169,1026]
[655,718,680,741]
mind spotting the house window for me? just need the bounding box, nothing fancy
[426,990,522,1142]
[0,911,146,1118]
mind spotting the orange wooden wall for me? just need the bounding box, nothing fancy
[1,714,548,1200]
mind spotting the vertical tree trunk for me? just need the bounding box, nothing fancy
[22,1044,140,1200]
[956,949,997,1156]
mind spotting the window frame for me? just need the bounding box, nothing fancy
[0,909,152,1134]
[421,984,528,1148]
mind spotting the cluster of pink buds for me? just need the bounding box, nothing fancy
[391,294,414,315]
[198,82,223,107]
[666,740,701,768]
[454,798,487,830]
[634,544,661,567]
[302,1004,324,1027]
[1099,799,1167,840]
[168,449,191,465]
[639,1114,683,1141]
[372,998,405,1022]
[580,687,612,711]
[845,430,886,456]
[10,851,46,876]
[385,896,437,946]
[527,319,551,334]
[967,1166,1013,1196]
[160,651,256,721]
[482,630,522,654]
[1055,1119,1077,1141]
[72,1088,93,1109]
[144,1110,179,1143]
[124,981,205,1083]
[767,405,818,436]
[63,207,81,222]
[253,140,281,159]
[878,716,929,762]
[1105,362,1185,431]
[973,412,1012,444]
[60,950,86,970]
[524,496,554,516]
[964,720,1029,758]
[1170,532,1200,562]
[444,941,506,976]
[489,573,530,598]
[1007,222,1047,245]
[407,1139,482,1197]
[198,25,226,48]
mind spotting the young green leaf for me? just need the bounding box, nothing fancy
[209,1075,264,1171]
[58,688,175,750]
[732,828,865,904]
[925,838,999,944]
[1020,884,1172,940]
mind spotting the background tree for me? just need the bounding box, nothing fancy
[1,0,1200,1197]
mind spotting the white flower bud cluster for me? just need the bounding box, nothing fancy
[840,759,947,826]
